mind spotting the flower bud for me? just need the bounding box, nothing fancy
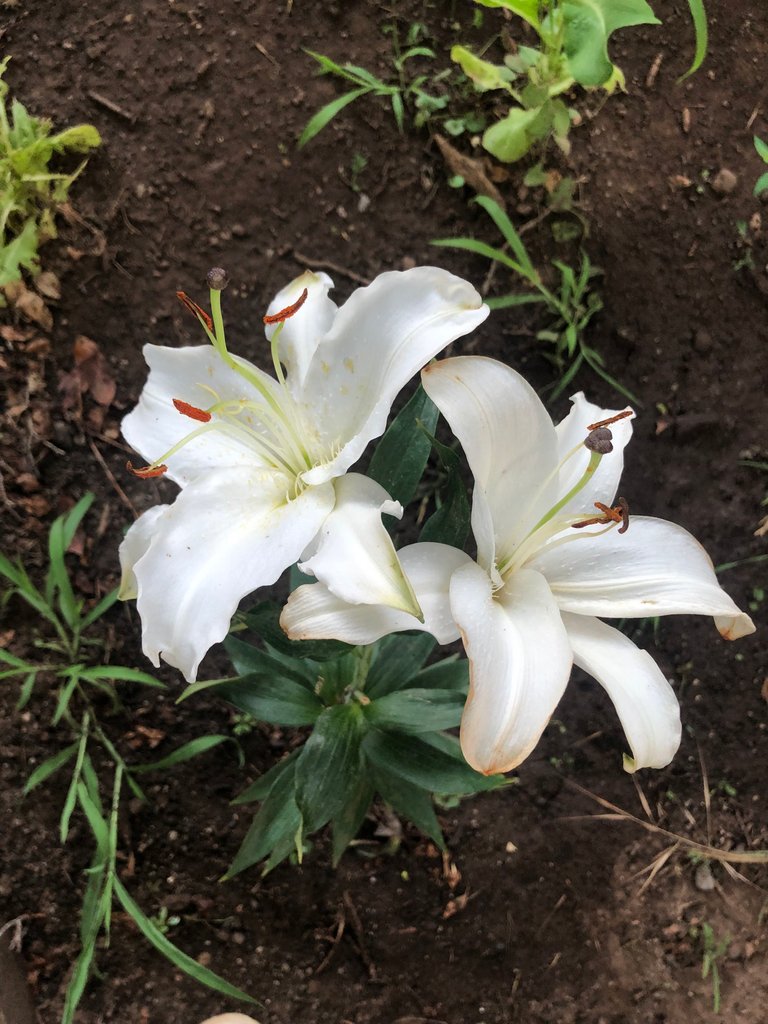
[584,426,613,454]
[206,267,229,291]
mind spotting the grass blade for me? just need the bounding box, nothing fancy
[679,0,708,81]
[298,86,369,147]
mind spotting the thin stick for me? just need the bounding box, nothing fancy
[292,251,370,287]
[87,91,137,124]
[562,779,768,865]
[88,439,138,518]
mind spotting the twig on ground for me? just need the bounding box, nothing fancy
[87,438,138,518]
[291,251,370,286]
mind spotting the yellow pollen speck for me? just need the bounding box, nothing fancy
[343,357,355,373]
[321,360,330,374]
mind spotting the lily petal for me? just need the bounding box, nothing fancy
[282,542,472,645]
[422,357,559,570]
[299,473,421,616]
[118,505,169,600]
[123,345,282,486]
[132,467,335,680]
[299,268,489,486]
[451,562,572,774]
[555,392,634,514]
[264,270,337,392]
[530,516,756,637]
[562,612,682,770]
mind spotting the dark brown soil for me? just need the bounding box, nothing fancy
[1,2,766,1023]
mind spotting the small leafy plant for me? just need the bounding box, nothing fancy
[453,0,707,165]
[298,23,464,147]
[452,0,660,164]
[0,56,101,287]
[1,496,255,1022]
[433,194,636,401]
[692,921,730,1013]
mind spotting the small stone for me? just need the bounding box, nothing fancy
[692,328,713,353]
[711,168,738,196]
[694,860,716,891]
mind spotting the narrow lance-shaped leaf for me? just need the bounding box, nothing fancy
[294,703,366,834]
[367,384,439,509]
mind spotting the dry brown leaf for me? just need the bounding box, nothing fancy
[761,677,768,703]
[60,335,117,414]
[754,515,768,538]
[0,324,34,344]
[433,134,506,208]
[13,284,53,332]
[34,270,61,300]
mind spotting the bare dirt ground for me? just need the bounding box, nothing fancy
[1,2,766,1022]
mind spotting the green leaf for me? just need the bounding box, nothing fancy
[294,703,365,833]
[754,135,768,164]
[78,665,165,688]
[418,436,470,549]
[371,762,445,849]
[80,588,119,629]
[679,0,708,80]
[225,634,315,688]
[482,106,543,164]
[217,672,324,726]
[24,741,79,794]
[473,0,541,31]
[47,494,94,627]
[49,123,101,152]
[366,633,436,698]
[227,758,302,877]
[475,194,538,276]
[16,670,37,710]
[0,218,39,285]
[132,735,236,774]
[298,86,370,147]
[431,234,526,275]
[451,45,514,92]
[367,385,439,508]
[243,601,353,662]
[561,0,660,88]
[754,171,768,198]
[113,878,257,1004]
[485,292,547,310]
[363,730,505,795]
[60,716,90,842]
[331,774,376,866]
[409,657,468,693]
[231,749,301,805]
[365,688,464,734]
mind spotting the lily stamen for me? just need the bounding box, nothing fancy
[127,461,168,479]
[173,398,211,423]
[176,291,213,333]
[572,496,630,533]
[263,287,309,324]
[587,409,634,431]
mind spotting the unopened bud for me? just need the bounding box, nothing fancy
[584,426,613,454]
[206,267,229,291]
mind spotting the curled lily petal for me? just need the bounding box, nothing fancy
[300,268,489,486]
[118,505,169,600]
[451,562,572,775]
[132,468,335,681]
[282,542,472,645]
[563,613,682,771]
[422,356,559,571]
[299,473,421,617]
[264,270,337,392]
[528,516,756,635]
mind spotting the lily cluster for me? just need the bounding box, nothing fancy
[121,267,754,777]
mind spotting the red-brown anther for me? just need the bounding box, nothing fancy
[572,500,629,531]
[263,287,309,325]
[176,291,214,332]
[586,409,633,431]
[127,461,169,479]
[173,398,212,423]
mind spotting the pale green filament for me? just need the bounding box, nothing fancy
[497,449,604,579]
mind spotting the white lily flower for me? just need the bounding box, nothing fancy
[119,268,488,681]
[282,356,755,775]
